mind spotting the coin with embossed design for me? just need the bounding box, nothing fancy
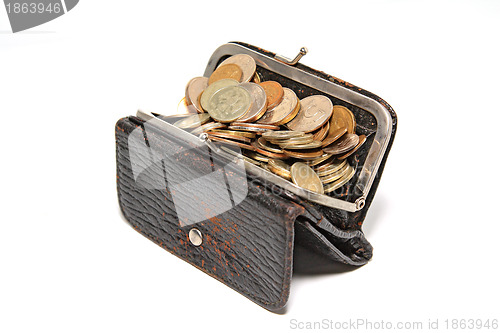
[219,54,256,83]
[286,95,333,133]
[258,88,298,125]
[206,86,252,123]
[200,78,239,112]
[237,82,268,122]
[290,162,324,194]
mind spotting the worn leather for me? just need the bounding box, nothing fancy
[115,42,397,311]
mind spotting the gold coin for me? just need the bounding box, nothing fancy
[286,95,333,133]
[323,165,355,194]
[280,98,301,124]
[257,88,298,125]
[207,86,252,123]
[305,153,333,167]
[185,77,209,113]
[256,137,284,154]
[190,122,226,135]
[259,81,284,110]
[262,130,305,140]
[208,64,242,85]
[200,78,239,112]
[210,129,256,138]
[207,134,255,151]
[279,140,323,150]
[283,148,324,160]
[290,162,324,194]
[173,113,211,129]
[251,141,289,159]
[323,133,359,155]
[320,163,351,184]
[252,72,262,84]
[322,127,347,147]
[337,135,367,160]
[315,159,347,176]
[208,131,252,143]
[244,150,269,162]
[219,54,256,83]
[312,121,330,141]
[237,82,268,122]
[268,159,292,180]
[329,105,356,135]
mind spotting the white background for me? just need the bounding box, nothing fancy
[1,1,499,332]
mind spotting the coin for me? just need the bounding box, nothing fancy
[251,141,289,159]
[244,150,269,162]
[228,125,272,133]
[320,163,350,184]
[230,122,280,130]
[256,137,284,154]
[207,134,255,150]
[185,77,209,113]
[208,131,252,143]
[190,122,226,135]
[210,129,256,138]
[252,72,262,84]
[323,133,359,155]
[177,97,198,114]
[219,54,256,83]
[271,134,314,146]
[312,121,330,141]
[257,88,298,125]
[237,82,268,122]
[283,148,324,160]
[329,105,356,135]
[173,113,211,129]
[315,159,347,177]
[206,85,252,123]
[200,78,239,111]
[268,159,292,180]
[290,162,324,194]
[286,95,333,133]
[337,134,367,160]
[279,140,323,150]
[208,64,243,85]
[323,165,355,193]
[322,127,347,147]
[262,130,305,140]
[313,158,345,172]
[305,153,333,167]
[259,81,284,110]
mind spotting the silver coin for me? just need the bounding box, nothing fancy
[200,78,239,112]
[219,54,256,83]
[207,86,252,123]
[185,77,208,113]
[237,82,267,122]
[323,134,360,155]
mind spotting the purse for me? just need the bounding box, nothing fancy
[115,42,397,311]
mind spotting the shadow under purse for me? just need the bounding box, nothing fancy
[115,42,397,311]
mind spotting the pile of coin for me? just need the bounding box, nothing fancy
[168,54,367,195]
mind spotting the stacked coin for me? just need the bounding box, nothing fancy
[170,54,367,195]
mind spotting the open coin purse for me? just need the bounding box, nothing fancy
[115,42,397,311]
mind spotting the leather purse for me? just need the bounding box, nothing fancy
[115,42,397,311]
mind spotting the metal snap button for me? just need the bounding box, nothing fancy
[188,228,203,246]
